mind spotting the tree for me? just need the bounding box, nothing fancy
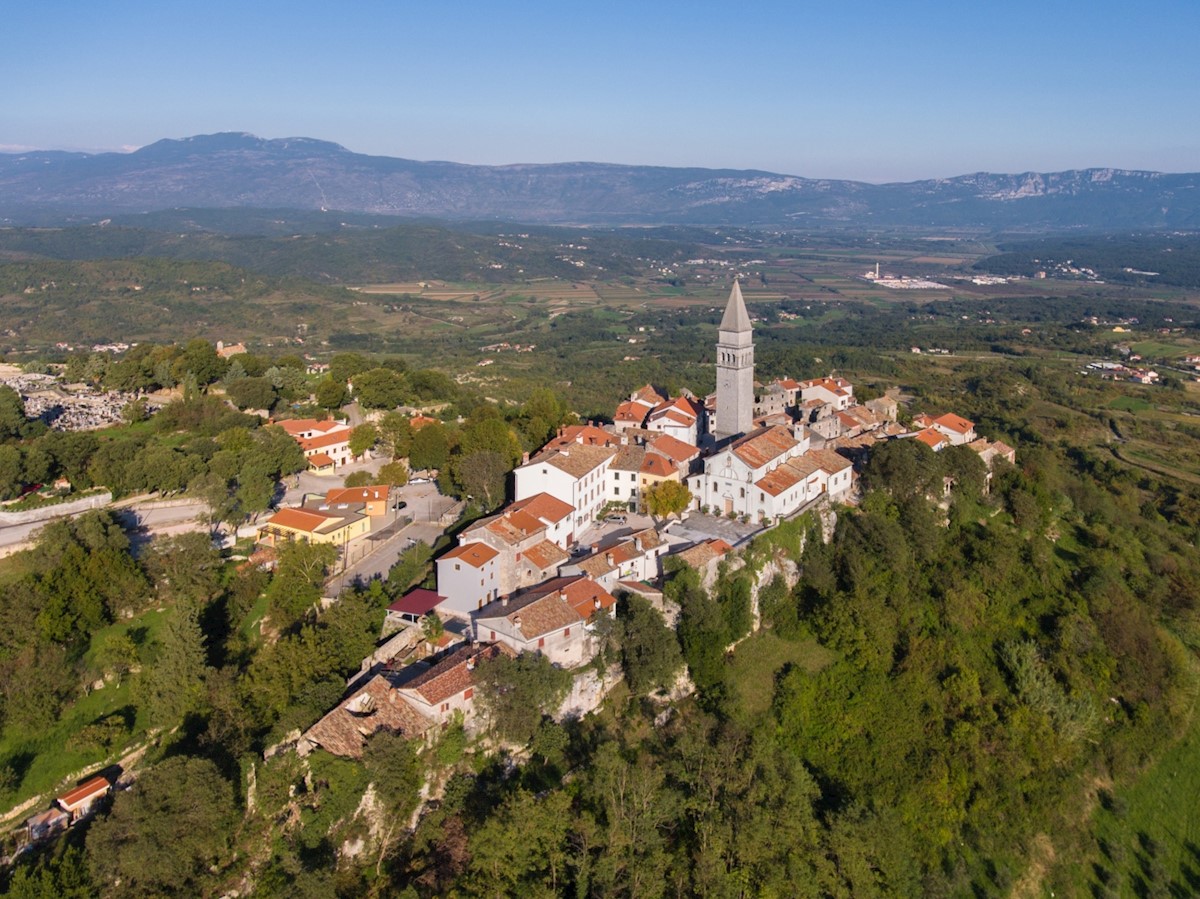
[265,540,338,628]
[378,459,410,487]
[172,338,226,386]
[475,651,572,745]
[410,424,450,471]
[388,541,432,594]
[143,532,223,606]
[421,612,445,646]
[363,728,424,875]
[453,449,510,510]
[348,423,379,459]
[343,470,372,488]
[643,479,692,518]
[862,437,942,499]
[137,604,208,727]
[329,352,372,384]
[378,411,414,459]
[618,595,683,695]
[314,377,349,410]
[88,756,236,897]
[352,368,408,409]
[225,375,277,411]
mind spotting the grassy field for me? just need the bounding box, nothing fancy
[723,631,837,725]
[0,609,171,815]
[1051,676,1200,898]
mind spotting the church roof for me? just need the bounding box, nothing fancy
[719,280,752,333]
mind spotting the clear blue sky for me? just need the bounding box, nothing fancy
[4,0,1197,182]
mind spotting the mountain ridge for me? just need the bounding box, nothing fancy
[1,132,1197,230]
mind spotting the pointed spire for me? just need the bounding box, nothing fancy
[719,279,751,332]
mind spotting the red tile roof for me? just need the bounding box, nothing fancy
[647,434,699,463]
[402,643,507,705]
[509,492,574,524]
[266,507,338,533]
[301,431,352,453]
[756,465,804,497]
[58,775,110,810]
[915,428,948,450]
[732,426,799,468]
[304,674,432,758]
[387,588,446,616]
[521,539,569,571]
[640,454,675,478]
[934,412,975,434]
[440,542,499,568]
[325,485,391,505]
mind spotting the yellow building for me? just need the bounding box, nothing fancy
[257,507,370,547]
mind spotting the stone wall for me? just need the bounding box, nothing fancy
[0,491,113,527]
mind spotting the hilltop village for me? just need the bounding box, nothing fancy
[278,282,1015,759]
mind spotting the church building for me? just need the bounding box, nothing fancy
[690,280,854,520]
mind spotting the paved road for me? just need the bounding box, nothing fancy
[0,497,211,555]
[325,481,457,595]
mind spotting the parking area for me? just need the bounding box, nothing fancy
[662,512,762,548]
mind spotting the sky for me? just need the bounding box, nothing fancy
[4,0,1198,182]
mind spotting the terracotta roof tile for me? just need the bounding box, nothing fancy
[325,485,391,505]
[521,539,569,571]
[509,492,574,524]
[934,412,975,434]
[915,428,948,450]
[526,443,616,478]
[304,674,432,758]
[440,542,499,568]
[731,426,799,468]
[58,776,110,809]
[402,643,505,705]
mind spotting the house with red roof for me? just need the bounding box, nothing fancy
[798,377,855,411]
[396,642,511,726]
[646,395,704,446]
[256,505,370,548]
[473,576,617,668]
[513,442,618,534]
[930,412,977,446]
[435,542,502,619]
[572,529,666,592]
[56,775,111,823]
[274,417,354,470]
[458,502,570,596]
[300,671,433,758]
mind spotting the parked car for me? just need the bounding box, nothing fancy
[605,514,627,525]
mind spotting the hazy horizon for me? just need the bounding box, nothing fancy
[4,0,1198,182]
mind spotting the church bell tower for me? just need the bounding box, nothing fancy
[714,279,754,439]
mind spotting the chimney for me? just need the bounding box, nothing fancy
[522,451,529,464]
[501,595,509,608]
[605,552,614,566]
[466,657,475,671]
[593,597,601,610]
[590,543,599,554]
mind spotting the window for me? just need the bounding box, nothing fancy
[464,688,473,700]
[455,563,461,571]
[441,702,449,713]
[490,630,496,641]
[564,627,571,637]
[538,637,545,649]
[629,473,635,481]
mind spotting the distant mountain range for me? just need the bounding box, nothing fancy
[1,132,1198,231]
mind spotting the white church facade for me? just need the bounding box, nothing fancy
[690,281,854,520]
